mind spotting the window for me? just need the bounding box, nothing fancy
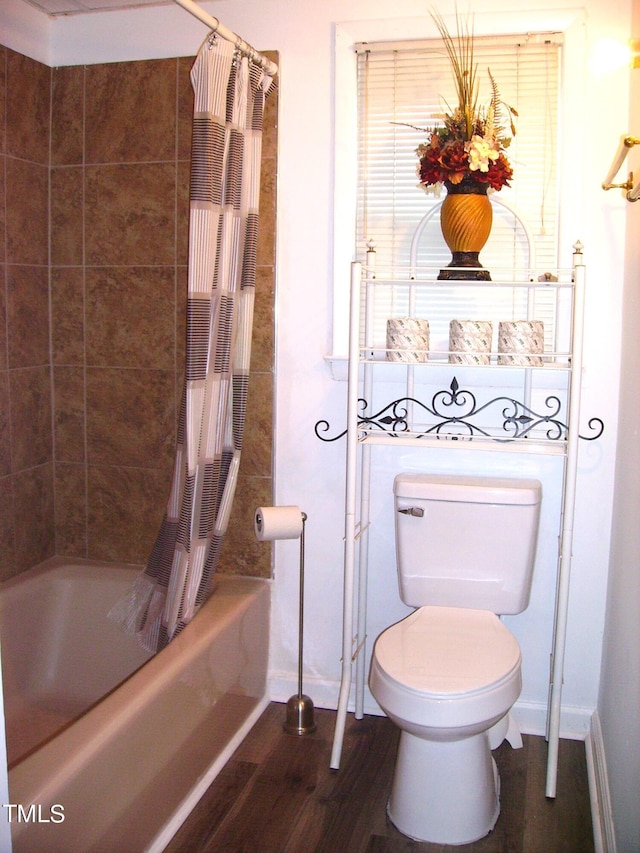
[354,33,562,353]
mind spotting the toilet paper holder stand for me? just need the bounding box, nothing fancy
[255,507,316,735]
[282,511,317,735]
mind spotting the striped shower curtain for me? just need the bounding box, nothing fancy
[116,35,273,653]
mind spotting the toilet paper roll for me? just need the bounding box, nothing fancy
[254,506,304,541]
[498,321,545,366]
[449,320,493,365]
[386,318,430,363]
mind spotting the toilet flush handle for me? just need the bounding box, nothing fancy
[398,507,424,517]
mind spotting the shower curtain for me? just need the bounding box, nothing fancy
[115,34,273,653]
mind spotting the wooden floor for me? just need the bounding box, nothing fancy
[164,702,595,853]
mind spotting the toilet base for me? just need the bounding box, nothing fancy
[387,729,500,844]
[488,710,523,750]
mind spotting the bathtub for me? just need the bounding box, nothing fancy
[0,557,270,852]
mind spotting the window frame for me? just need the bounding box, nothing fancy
[329,11,588,365]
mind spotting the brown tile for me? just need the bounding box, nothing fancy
[52,267,85,365]
[87,463,170,563]
[85,162,176,266]
[0,476,17,581]
[13,463,55,572]
[9,365,53,471]
[178,56,195,162]
[176,265,188,380]
[0,46,277,580]
[0,47,6,155]
[7,265,49,368]
[86,367,176,468]
[177,159,190,265]
[251,266,275,372]
[241,372,273,477]
[51,65,84,167]
[5,49,50,164]
[54,462,87,557]
[51,166,84,266]
[54,366,86,463]
[86,266,175,369]
[0,372,10,477]
[5,158,48,265]
[0,155,5,266]
[0,265,6,372]
[257,161,276,267]
[262,50,279,67]
[262,73,279,161]
[218,474,272,577]
[85,59,177,165]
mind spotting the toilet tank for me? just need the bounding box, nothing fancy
[394,473,542,614]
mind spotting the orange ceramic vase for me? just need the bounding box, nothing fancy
[438,179,493,280]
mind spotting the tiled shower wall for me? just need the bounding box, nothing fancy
[0,45,276,581]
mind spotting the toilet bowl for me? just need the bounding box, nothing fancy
[370,605,522,845]
[370,473,542,844]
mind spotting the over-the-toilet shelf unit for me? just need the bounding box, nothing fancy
[320,242,603,799]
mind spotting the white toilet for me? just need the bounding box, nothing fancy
[369,473,542,845]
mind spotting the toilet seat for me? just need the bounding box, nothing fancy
[370,605,522,730]
[375,605,521,696]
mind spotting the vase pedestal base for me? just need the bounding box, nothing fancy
[438,251,491,281]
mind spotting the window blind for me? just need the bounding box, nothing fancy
[355,33,562,353]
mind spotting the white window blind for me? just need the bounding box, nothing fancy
[356,33,562,353]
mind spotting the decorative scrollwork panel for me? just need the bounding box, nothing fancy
[315,377,604,444]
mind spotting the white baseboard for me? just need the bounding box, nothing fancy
[269,673,593,739]
[269,672,393,719]
[510,699,593,740]
[585,710,617,853]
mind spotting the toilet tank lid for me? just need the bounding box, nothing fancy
[394,473,542,505]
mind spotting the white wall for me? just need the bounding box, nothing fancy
[598,0,640,847]
[0,0,49,64]
[0,0,634,795]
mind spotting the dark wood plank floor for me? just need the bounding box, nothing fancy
[164,702,595,853]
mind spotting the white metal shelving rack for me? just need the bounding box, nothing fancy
[326,242,602,799]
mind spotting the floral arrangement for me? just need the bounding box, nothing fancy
[416,11,517,193]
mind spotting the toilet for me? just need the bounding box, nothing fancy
[369,473,542,845]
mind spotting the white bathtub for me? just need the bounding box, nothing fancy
[0,557,270,852]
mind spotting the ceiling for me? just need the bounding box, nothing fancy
[24,0,175,15]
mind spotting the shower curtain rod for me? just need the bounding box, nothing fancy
[172,0,278,76]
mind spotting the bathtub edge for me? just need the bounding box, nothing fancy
[145,692,271,853]
[6,570,272,852]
